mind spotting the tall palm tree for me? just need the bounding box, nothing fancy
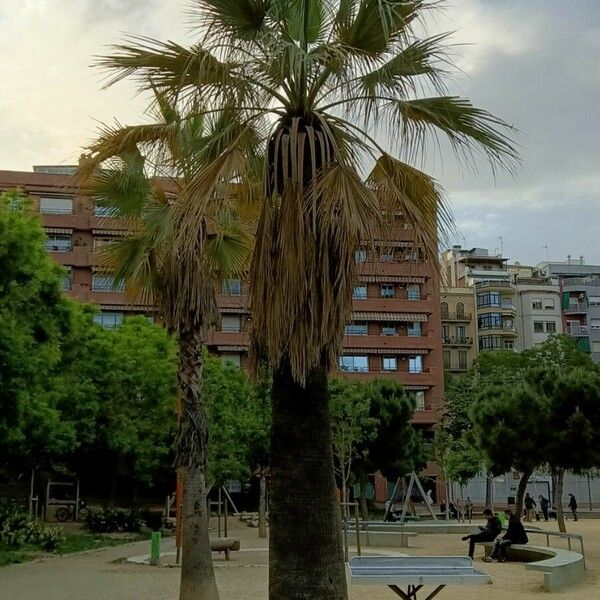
[78,90,259,600]
[96,2,518,598]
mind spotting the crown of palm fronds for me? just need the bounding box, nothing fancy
[95,0,519,381]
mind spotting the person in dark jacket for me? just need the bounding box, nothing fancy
[524,492,536,522]
[484,509,528,562]
[539,495,550,521]
[568,494,578,521]
[461,508,502,558]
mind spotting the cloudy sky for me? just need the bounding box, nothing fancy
[1,0,599,266]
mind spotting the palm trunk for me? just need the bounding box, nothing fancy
[554,467,567,533]
[176,332,219,600]
[258,473,268,539]
[515,469,532,520]
[269,359,347,600]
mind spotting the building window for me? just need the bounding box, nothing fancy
[93,237,116,251]
[221,353,241,367]
[39,197,72,215]
[352,285,368,299]
[345,323,368,336]
[408,355,423,374]
[592,341,600,353]
[380,284,395,298]
[44,234,72,252]
[478,313,503,330]
[458,350,468,370]
[408,321,422,337]
[380,251,395,263]
[413,391,425,411]
[222,279,241,296]
[382,356,397,371]
[441,302,449,318]
[590,318,600,330]
[381,324,397,336]
[355,249,367,263]
[456,325,466,341]
[532,298,543,310]
[545,322,557,334]
[477,292,501,308]
[407,284,421,301]
[533,321,544,333]
[339,355,369,373]
[589,296,600,307]
[456,302,465,318]
[504,339,514,349]
[443,350,451,369]
[544,298,556,310]
[221,315,241,332]
[92,275,125,292]
[93,312,123,328]
[60,270,72,290]
[479,336,504,350]
[442,325,450,342]
[93,203,117,217]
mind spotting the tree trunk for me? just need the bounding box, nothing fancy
[176,332,219,600]
[358,476,370,521]
[258,473,268,539]
[554,467,567,533]
[269,359,347,600]
[515,470,532,520]
[485,471,493,508]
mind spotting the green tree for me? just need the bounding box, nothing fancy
[79,92,256,599]
[329,378,377,513]
[96,2,517,596]
[0,191,76,478]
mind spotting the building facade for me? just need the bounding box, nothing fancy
[440,287,477,373]
[1,166,445,425]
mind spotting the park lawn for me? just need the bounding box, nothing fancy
[0,531,151,567]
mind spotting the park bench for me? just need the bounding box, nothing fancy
[211,537,240,560]
[347,555,491,600]
[479,542,584,591]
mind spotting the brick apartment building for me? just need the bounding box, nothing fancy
[1,166,445,500]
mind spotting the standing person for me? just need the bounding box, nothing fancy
[568,494,578,521]
[484,509,528,563]
[425,489,433,507]
[466,497,474,521]
[461,508,502,559]
[539,495,550,522]
[524,493,536,522]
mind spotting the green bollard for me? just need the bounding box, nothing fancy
[150,531,161,566]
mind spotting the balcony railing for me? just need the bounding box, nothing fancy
[443,336,473,346]
[566,325,589,336]
[475,280,515,290]
[441,312,472,321]
[564,302,588,314]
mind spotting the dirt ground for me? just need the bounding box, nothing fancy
[0,518,598,600]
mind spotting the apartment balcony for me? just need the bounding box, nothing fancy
[566,324,589,337]
[442,336,473,346]
[215,293,250,311]
[208,331,250,347]
[478,324,518,336]
[474,280,516,292]
[477,303,517,316]
[340,368,438,387]
[342,334,436,351]
[351,296,432,314]
[47,246,90,267]
[446,364,469,373]
[357,261,431,278]
[42,213,91,230]
[564,302,588,314]
[411,409,439,426]
[89,215,131,233]
[441,312,472,322]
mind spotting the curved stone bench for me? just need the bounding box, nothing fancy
[480,543,584,591]
[347,529,418,548]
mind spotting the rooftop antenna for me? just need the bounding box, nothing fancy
[497,236,504,257]
[543,245,550,261]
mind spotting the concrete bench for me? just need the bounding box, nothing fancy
[350,529,418,548]
[211,537,240,560]
[479,542,585,591]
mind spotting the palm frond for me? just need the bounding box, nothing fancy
[194,0,271,41]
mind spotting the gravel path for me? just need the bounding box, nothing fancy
[1,519,598,599]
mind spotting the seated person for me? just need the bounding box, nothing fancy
[449,502,459,520]
[484,509,528,562]
[461,508,502,558]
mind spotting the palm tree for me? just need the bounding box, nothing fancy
[78,91,259,600]
[96,2,518,598]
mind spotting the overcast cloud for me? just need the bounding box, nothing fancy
[1,0,598,265]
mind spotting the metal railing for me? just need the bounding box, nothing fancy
[566,325,589,336]
[564,302,588,313]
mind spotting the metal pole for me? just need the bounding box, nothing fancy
[343,517,349,563]
[587,474,593,512]
[217,488,222,538]
[354,504,361,556]
[75,479,80,522]
[224,488,228,538]
[150,531,161,566]
[28,469,35,519]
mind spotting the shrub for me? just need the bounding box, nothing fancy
[37,527,65,552]
[83,506,142,533]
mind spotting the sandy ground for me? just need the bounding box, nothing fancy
[1,518,598,600]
